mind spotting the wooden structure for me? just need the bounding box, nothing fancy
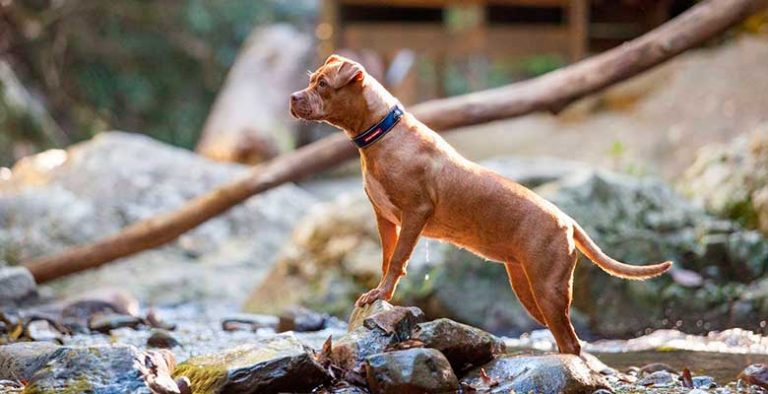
[318,0,678,102]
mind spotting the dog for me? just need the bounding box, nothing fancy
[290,55,672,355]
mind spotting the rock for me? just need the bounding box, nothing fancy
[738,363,768,389]
[0,341,60,381]
[681,126,768,236]
[147,329,181,349]
[220,313,279,332]
[278,307,328,333]
[0,132,316,304]
[411,318,505,372]
[173,333,329,393]
[638,370,677,388]
[538,171,768,336]
[460,354,609,394]
[692,375,716,389]
[365,348,458,394]
[0,266,36,305]
[330,327,393,373]
[88,313,143,333]
[0,342,177,393]
[349,300,425,341]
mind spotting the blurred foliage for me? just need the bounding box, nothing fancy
[0,0,314,165]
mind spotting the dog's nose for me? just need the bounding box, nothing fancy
[290,93,303,103]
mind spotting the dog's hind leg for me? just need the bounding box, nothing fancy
[504,261,546,326]
[523,249,582,355]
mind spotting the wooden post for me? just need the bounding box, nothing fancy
[568,0,589,61]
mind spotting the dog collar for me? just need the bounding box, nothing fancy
[351,105,404,148]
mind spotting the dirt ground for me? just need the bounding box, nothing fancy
[444,36,768,180]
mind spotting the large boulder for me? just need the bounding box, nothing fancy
[680,125,768,236]
[0,132,316,303]
[540,171,768,336]
[246,158,768,337]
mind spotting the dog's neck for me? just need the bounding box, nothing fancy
[336,77,399,140]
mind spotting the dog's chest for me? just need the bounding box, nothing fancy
[364,173,401,224]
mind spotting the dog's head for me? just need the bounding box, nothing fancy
[290,54,368,127]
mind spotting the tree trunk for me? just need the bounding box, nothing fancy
[23,0,768,283]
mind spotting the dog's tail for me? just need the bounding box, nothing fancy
[572,221,672,280]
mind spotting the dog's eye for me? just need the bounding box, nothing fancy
[318,80,328,88]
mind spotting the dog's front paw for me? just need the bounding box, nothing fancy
[355,287,388,307]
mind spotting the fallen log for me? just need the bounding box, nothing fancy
[23,0,768,283]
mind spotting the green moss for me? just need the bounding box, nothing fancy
[173,363,228,394]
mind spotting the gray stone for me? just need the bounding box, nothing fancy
[0,132,316,304]
[738,363,768,389]
[411,318,505,373]
[173,333,329,393]
[365,348,458,394]
[330,327,393,373]
[460,354,609,394]
[349,300,425,340]
[0,342,60,381]
[0,342,177,393]
[638,370,677,387]
[0,266,36,305]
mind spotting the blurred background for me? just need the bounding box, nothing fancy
[1,0,768,349]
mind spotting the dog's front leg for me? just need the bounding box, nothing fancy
[356,206,432,306]
[373,210,398,279]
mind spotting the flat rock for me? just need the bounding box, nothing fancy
[0,342,178,393]
[173,333,329,393]
[365,348,458,394]
[460,354,609,394]
[0,267,37,305]
[350,300,425,340]
[0,342,60,381]
[411,318,505,373]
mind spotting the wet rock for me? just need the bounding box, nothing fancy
[739,363,768,389]
[0,132,316,304]
[0,267,37,305]
[638,370,677,387]
[278,307,328,332]
[173,333,329,393]
[147,329,181,349]
[411,318,505,372]
[460,354,609,394]
[692,375,716,389]
[330,327,393,373]
[1,343,177,393]
[365,348,458,394]
[176,376,192,394]
[88,313,143,333]
[349,300,425,341]
[221,313,279,332]
[0,341,60,381]
[314,381,370,393]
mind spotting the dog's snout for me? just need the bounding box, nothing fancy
[290,92,303,103]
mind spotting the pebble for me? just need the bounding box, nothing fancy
[147,329,181,349]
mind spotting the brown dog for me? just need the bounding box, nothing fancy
[290,55,672,355]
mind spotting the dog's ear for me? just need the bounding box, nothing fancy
[334,60,365,88]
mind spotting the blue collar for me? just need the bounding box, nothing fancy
[351,105,404,148]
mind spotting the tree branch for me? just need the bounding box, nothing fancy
[23,0,768,283]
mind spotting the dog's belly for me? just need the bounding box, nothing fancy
[422,221,510,263]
